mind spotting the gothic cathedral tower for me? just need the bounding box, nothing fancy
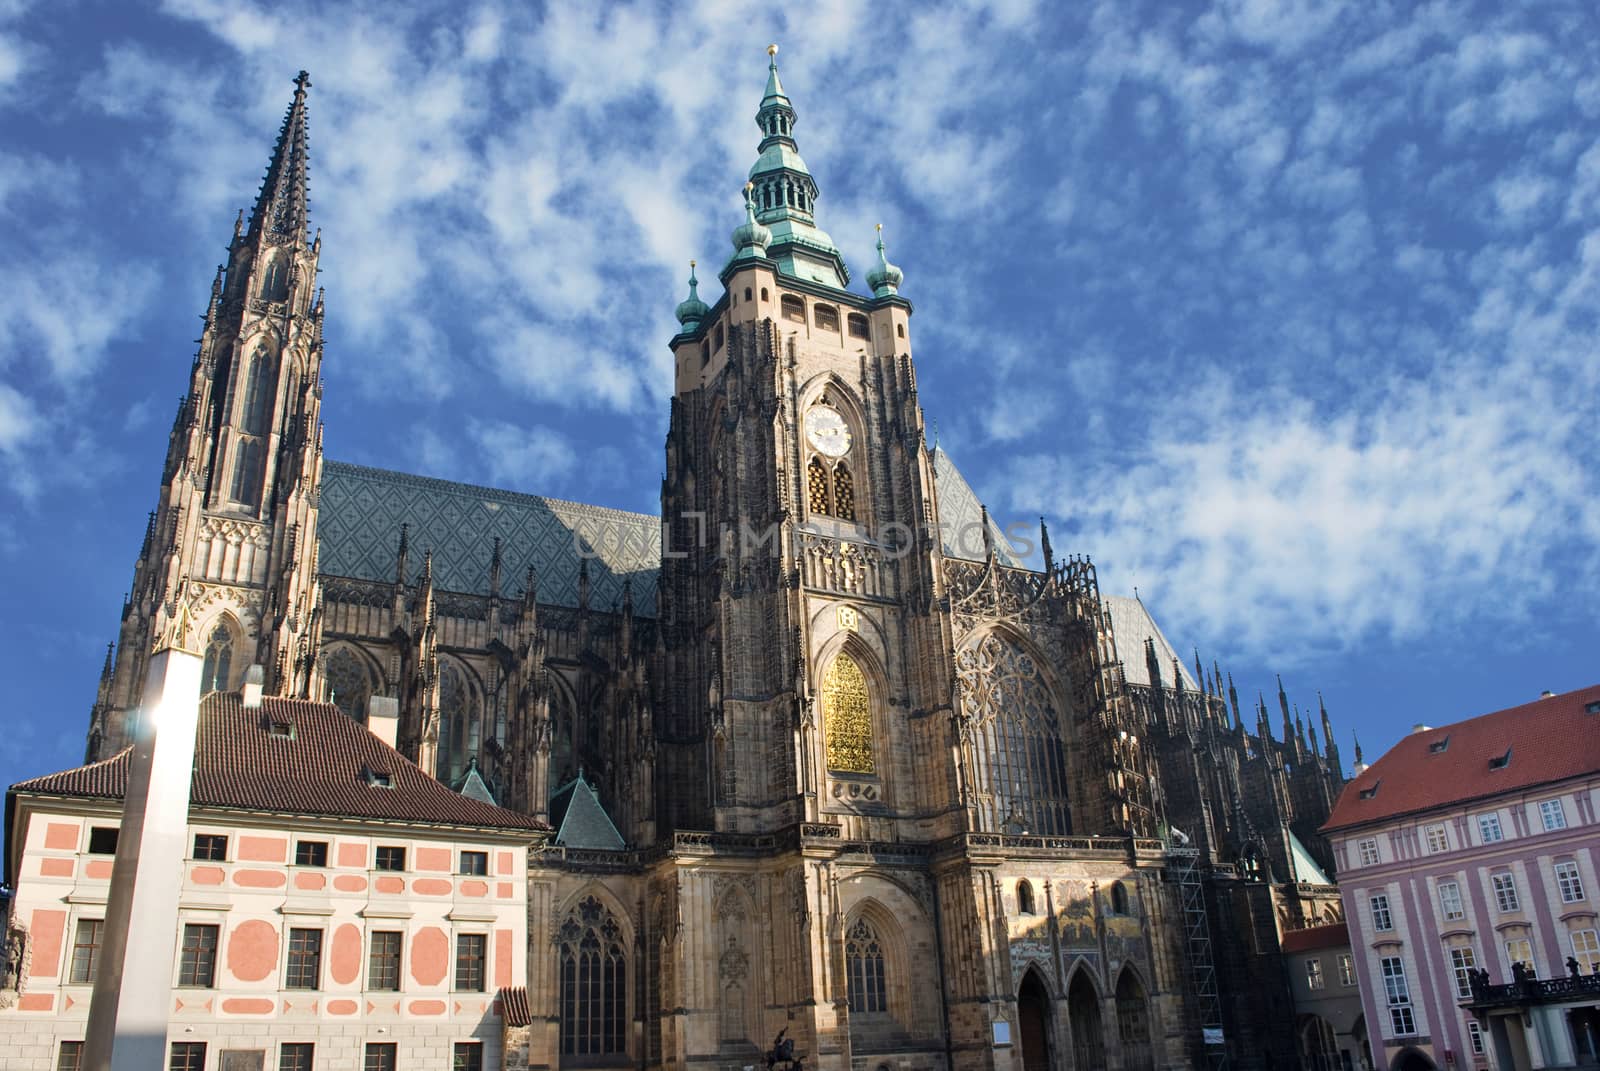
[658,47,957,840]
[87,73,325,759]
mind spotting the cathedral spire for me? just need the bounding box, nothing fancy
[248,71,312,243]
[736,45,848,287]
[867,223,903,297]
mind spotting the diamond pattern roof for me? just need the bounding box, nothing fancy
[930,447,1024,567]
[1103,594,1199,689]
[319,462,661,615]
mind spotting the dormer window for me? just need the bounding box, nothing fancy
[1585,700,1600,714]
[364,767,394,789]
[1428,736,1449,753]
[1488,747,1512,770]
[268,720,295,740]
[1358,780,1380,800]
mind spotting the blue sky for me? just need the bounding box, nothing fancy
[2,0,1597,795]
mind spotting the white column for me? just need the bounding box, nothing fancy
[83,645,204,1071]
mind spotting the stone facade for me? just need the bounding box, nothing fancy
[63,57,1357,1071]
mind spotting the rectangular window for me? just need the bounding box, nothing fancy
[1505,937,1534,973]
[368,930,402,990]
[1438,880,1465,921]
[459,850,488,876]
[1357,838,1380,866]
[1493,872,1521,913]
[456,932,487,992]
[454,1042,484,1071]
[1338,953,1356,986]
[1574,928,1600,974]
[1555,860,1586,903]
[69,918,103,984]
[1305,957,1324,990]
[1381,957,1415,1036]
[56,1042,84,1071]
[286,928,323,990]
[87,826,118,854]
[280,1043,315,1071]
[169,1043,207,1071]
[192,834,228,861]
[364,1043,397,1071]
[1540,799,1567,831]
[1370,893,1394,932]
[1467,1019,1485,1055]
[375,845,406,871]
[847,312,870,340]
[1449,946,1477,999]
[1478,813,1504,843]
[295,840,328,867]
[1424,824,1448,853]
[781,295,806,323]
[814,303,839,332]
[178,923,219,987]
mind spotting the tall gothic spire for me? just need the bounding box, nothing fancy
[249,71,312,243]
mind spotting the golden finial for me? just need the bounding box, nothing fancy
[768,43,779,57]
[745,180,754,191]
[690,259,697,269]
[876,222,883,233]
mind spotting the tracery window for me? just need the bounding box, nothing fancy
[201,623,234,694]
[956,633,1071,835]
[832,463,855,521]
[805,456,860,522]
[844,918,887,1013]
[1116,972,1154,1071]
[325,647,372,724]
[559,897,628,1056]
[822,652,875,774]
[437,661,475,781]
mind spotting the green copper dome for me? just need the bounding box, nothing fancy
[674,261,710,329]
[866,225,903,297]
[729,184,772,260]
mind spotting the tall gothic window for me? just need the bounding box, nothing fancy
[437,662,475,782]
[559,897,628,1056]
[807,457,830,515]
[844,918,887,1013]
[325,647,372,724]
[230,438,264,507]
[805,457,859,522]
[241,350,275,435]
[822,652,875,774]
[1116,971,1154,1071]
[230,349,275,507]
[956,633,1072,835]
[259,256,289,302]
[201,624,234,695]
[832,462,855,521]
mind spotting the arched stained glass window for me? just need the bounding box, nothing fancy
[845,918,887,1013]
[822,653,875,774]
[807,456,831,515]
[438,662,474,782]
[325,647,372,723]
[832,462,856,522]
[201,623,234,695]
[956,633,1072,835]
[241,350,275,436]
[230,438,264,507]
[559,896,628,1056]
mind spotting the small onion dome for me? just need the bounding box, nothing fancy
[866,223,903,297]
[675,260,710,329]
[730,182,772,257]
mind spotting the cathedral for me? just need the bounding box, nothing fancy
[79,54,1352,1071]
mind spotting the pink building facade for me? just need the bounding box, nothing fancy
[1323,686,1600,1071]
[0,694,543,1071]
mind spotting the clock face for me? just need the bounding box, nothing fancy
[806,405,852,457]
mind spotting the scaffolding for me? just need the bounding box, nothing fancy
[1169,847,1228,1071]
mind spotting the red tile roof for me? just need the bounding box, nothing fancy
[1280,921,1350,954]
[1322,684,1600,833]
[11,693,548,833]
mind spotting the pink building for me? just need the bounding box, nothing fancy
[1323,686,1600,1071]
[0,692,544,1071]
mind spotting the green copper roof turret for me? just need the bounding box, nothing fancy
[726,45,850,289]
[674,260,710,329]
[866,224,904,298]
[730,183,772,261]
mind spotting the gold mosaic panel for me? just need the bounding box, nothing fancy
[823,652,876,774]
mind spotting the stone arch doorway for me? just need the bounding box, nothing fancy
[1067,969,1105,1070]
[1392,1048,1436,1071]
[1017,967,1052,1071]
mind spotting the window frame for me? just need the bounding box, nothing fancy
[368,930,403,991]
[1492,871,1521,914]
[192,833,228,861]
[1449,946,1477,999]
[1467,1018,1485,1055]
[1505,937,1534,973]
[1539,799,1567,831]
[294,840,328,867]
[453,1041,485,1071]
[279,1042,315,1071]
[177,923,219,988]
[364,1043,398,1071]
[1424,824,1448,854]
[1380,956,1415,1036]
[1438,880,1465,921]
[374,845,406,871]
[1357,837,1380,866]
[86,826,118,855]
[69,917,104,985]
[459,850,488,876]
[285,927,323,990]
[1555,859,1586,903]
[1477,813,1504,843]
[1369,893,1394,932]
[455,931,488,992]
[169,1042,207,1071]
[1338,953,1356,987]
[56,1041,85,1071]
[1305,957,1324,990]
[1573,928,1600,974]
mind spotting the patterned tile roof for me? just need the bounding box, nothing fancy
[319,461,661,615]
[930,447,1024,567]
[548,774,625,850]
[11,693,548,833]
[1322,683,1600,832]
[1103,594,1199,689]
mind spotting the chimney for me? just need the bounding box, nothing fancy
[367,696,399,749]
[1540,690,1555,698]
[242,664,265,709]
[1410,723,1432,734]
